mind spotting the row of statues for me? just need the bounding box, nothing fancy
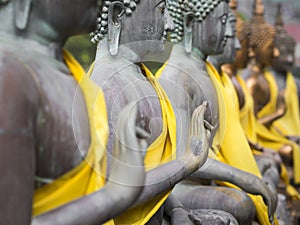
[0,0,299,224]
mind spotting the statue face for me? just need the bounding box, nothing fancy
[35,0,100,35]
[272,43,295,72]
[220,14,239,64]
[192,2,229,56]
[119,0,173,57]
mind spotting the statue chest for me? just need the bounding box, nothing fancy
[94,73,163,154]
[30,66,90,182]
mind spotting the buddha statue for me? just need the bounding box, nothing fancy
[158,0,277,224]
[242,0,300,188]
[88,0,213,224]
[271,3,300,146]
[219,0,282,190]
[0,0,150,224]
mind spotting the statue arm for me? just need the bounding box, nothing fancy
[132,102,210,206]
[32,103,146,225]
[0,64,37,225]
[190,158,277,219]
[258,90,286,126]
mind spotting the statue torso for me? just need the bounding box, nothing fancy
[0,41,90,183]
[159,45,219,155]
[242,67,270,114]
[90,53,163,169]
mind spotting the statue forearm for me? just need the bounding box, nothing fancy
[132,153,202,206]
[32,182,143,225]
[258,111,284,126]
[190,158,277,215]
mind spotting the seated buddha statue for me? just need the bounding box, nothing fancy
[158,0,277,224]
[0,0,149,224]
[88,0,213,224]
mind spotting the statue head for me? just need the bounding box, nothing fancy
[248,0,278,68]
[209,11,240,67]
[0,0,101,43]
[230,0,250,69]
[168,0,230,57]
[272,3,296,73]
[92,0,174,58]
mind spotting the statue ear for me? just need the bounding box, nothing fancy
[108,1,125,56]
[13,0,32,30]
[183,12,194,53]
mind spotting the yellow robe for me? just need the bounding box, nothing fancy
[206,63,276,225]
[236,73,300,199]
[114,64,177,225]
[237,74,259,145]
[273,71,300,137]
[33,51,113,224]
[255,70,300,185]
[34,56,177,225]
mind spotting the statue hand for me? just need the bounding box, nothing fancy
[170,207,195,225]
[276,91,287,116]
[109,103,149,186]
[254,177,277,224]
[185,101,211,171]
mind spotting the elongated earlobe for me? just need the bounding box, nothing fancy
[184,12,194,53]
[13,0,32,30]
[108,2,125,56]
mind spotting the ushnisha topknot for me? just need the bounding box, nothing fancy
[248,0,276,52]
[90,0,140,43]
[274,3,296,49]
[168,0,230,43]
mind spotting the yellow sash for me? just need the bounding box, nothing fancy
[273,72,300,136]
[206,62,277,225]
[236,73,300,198]
[114,64,176,225]
[257,70,278,119]
[254,70,300,185]
[237,74,259,144]
[33,51,113,224]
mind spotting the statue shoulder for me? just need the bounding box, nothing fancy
[0,48,39,107]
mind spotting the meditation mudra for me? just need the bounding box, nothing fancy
[89,0,214,224]
[158,0,277,224]
[0,0,152,225]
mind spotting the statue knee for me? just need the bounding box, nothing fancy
[219,188,256,225]
[279,145,293,166]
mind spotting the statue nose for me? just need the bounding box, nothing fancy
[165,10,175,31]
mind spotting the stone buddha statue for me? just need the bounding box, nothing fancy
[0,0,150,224]
[271,3,300,145]
[158,0,277,224]
[268,3,300,188]
[242,0,300,188]
[219,0,282,190]
[88,0,213,224]
[241,0,280,119]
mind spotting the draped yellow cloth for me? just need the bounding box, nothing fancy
[256,70,279,119]
[273,72,300,136]
[114,64,177,225]
[255,70,300,185]
[206,62,277,225]
[236,73,300,199]
[237,74,259,144]
[33,51,113,224]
